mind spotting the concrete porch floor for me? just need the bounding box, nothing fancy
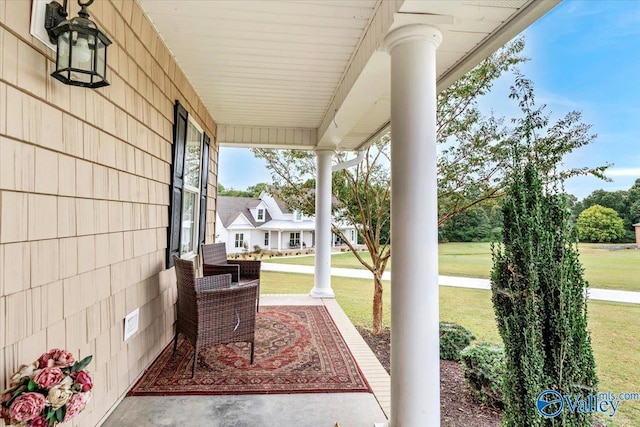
[101,295,390,427]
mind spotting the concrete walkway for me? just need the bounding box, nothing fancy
[262,263,640,305]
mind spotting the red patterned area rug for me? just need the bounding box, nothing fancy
[128,305,371,396]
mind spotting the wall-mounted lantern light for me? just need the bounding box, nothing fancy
[44,0,111,88]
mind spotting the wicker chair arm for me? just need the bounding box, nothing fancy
[228,260,261,279]
[203,263,240,282]
[196,273,232,291]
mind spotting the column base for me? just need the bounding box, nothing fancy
[309,287,336,298]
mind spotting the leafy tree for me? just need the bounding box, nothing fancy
[256,138,392,334]
[576,204,626,242]
[491,77,597,427]
[439,207,492,242]
[574,180,640,235]
[253,37,607,334]
[218,182,272,198]
[437,43,607,225]
[627,179,640,224]
[246,182,271,197]
[577,189,628,225]
[218,184,252,198]
[439,198,507,242]
[630,200,640,225]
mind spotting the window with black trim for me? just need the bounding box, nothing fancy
[257,208,265,221]
[166,101,211,268]
[264,232,269,246]
[180,120,204,255]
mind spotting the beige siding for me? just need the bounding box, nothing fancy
[0,0,219,425]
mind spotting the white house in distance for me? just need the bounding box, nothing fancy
[216,193,358,253]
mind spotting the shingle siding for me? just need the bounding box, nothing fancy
[0,1,219,424]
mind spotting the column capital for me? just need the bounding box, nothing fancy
[384,24,442,54]
[314,147,335,154]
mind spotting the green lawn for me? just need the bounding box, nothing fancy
[261,271,640,426]
[264,250,372,269]
[263,242,640,292]
[439,242,640,292]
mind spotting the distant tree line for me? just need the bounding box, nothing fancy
[438,199,503,242]
[570,178,640,242]
[217,182,270,198]
[219,178,639,244]
[439,178,640,243]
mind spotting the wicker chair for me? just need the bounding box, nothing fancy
[201,243,261,311]
[172,256,258,377]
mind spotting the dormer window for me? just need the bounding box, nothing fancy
[257,208,265,221]
[294,211,302,221]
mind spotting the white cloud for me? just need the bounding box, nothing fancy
[606,168,640,177]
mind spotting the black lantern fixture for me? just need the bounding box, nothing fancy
[44,0,112,88]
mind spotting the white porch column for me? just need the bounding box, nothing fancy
[310,149,335,298]
[278,230,282,251]
[385,24,442,427]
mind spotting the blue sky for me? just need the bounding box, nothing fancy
[219,0,640,200]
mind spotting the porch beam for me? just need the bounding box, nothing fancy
[217,124,317,148]
[310,149,335,298]
[316,0,401,147]
[385,23,442,426]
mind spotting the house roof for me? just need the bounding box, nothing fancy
[217,196,272,228]
[274,198,291,214]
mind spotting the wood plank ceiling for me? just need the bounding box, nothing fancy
[138,0,559,150]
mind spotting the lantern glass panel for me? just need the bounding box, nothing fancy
[96,38,106,78]
[57,32,70,70]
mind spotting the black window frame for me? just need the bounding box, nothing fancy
[166,100,211,268]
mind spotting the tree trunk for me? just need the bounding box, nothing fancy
[371,272,384,335]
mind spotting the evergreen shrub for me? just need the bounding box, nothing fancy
[492,162,597,426]
[460,343,505,408]
[439,322,475,361]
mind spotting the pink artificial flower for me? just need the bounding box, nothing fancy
[73,371,93,392]
[9,392,46,422]
[1,404,11,422]
[62,392,88,422]
[28,414,50,427]
[38,349,75,368]
[33,367,64,388]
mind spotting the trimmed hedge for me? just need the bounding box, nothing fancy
[439,322,475,361]
[460,343,505,408]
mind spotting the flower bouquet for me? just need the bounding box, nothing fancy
[1,349,93,426]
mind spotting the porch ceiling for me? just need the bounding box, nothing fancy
[138,0,559,150]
